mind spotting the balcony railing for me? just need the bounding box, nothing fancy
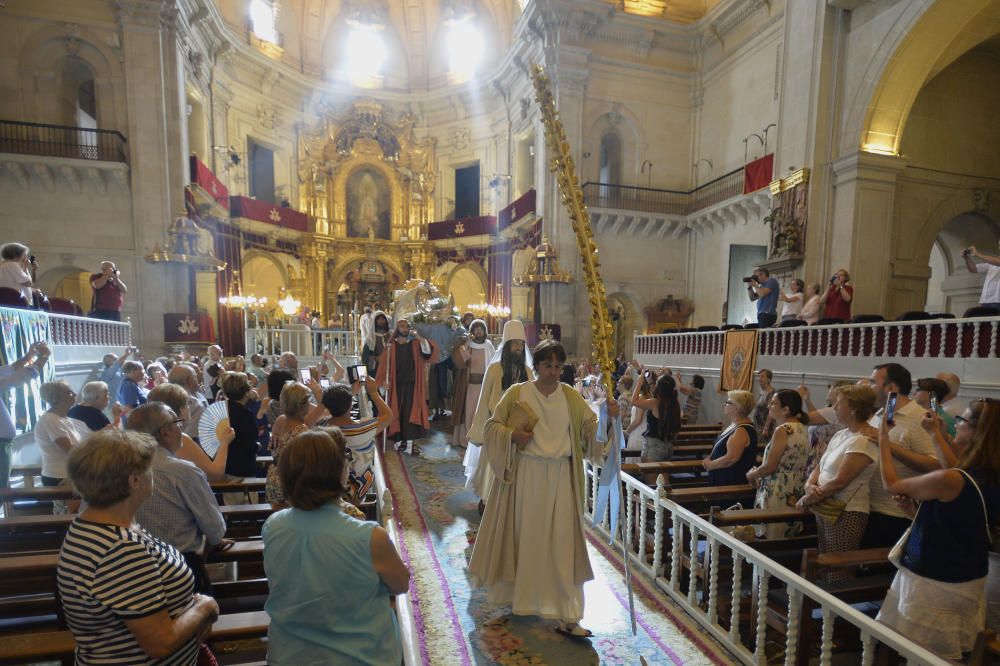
[0,119,128,163]
[583,167,746,216]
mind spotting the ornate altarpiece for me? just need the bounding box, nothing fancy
[296,100,438,315]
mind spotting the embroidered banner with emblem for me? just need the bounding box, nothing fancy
[720,329,759,392]
[0,309,54,433]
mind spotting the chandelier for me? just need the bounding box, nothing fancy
[514,234,572,285]
[218,294,268,309]
[278,292,302,316]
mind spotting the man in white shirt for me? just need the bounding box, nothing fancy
[0,341,51,487]
[935,371,964,418]
[860,363,940,548]
[168,364,209,440]
[964,242,1000,309]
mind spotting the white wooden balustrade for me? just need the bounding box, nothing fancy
[583,464,950,665]
[245,326,358,360]
[634,317,1000,424]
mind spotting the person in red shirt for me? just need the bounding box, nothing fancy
[820,268,853,322]
[89,261,127,321]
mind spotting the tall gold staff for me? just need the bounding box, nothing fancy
[531,64,640,641]
[530,66,615,396]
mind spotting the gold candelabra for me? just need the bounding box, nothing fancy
[531,65,615,395]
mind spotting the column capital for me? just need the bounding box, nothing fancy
[115,0,173,32]
[831,150,909,187]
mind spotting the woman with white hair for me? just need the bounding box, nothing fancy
[68,381,122,432]
[36,382,92,487]
[0,242,36,303]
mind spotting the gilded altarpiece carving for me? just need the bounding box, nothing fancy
[297,100,437,314]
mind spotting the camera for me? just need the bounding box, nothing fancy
[29,255,36,263]
[742,276,757,284]
[962,248,973,258]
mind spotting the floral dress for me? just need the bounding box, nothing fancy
[754,421,809,538]
[265,422,311,505]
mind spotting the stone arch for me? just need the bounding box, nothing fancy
[240,249,290,303]
[606,291,643,357]
[37,265,92,308]
[18,23,124,130]
[584,103,644,185]
[446,262,488,313]
[327,252,407,298]
[850,0,1000,156]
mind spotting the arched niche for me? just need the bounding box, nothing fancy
[345,167,392,239]
[241,251,289,305]
[18,24,123,130]
[38,266,92,309]
[425,2,502,86]
[446,262,488,313]
[332,159,406,240]
[606,292,642,358]
[584,104,643,186]
[320,13,410,89]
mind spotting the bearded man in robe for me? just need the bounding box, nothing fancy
[450,319,495,449]
[376,318,437,455]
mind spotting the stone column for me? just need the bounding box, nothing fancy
[829,150,908,317]
[117,0,192,351]
[538,46,590,355]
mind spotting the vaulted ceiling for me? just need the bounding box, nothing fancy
[213,1,723,91]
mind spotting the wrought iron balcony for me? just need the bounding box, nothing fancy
[0,120,128,163]
[582,167,746,216]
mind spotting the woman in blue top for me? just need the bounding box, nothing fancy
[876,398,1000,660]
[263,428,410,665]
[703,390,759,485]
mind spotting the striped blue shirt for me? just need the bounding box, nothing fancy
[57,518,198,665]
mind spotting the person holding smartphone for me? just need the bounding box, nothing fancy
[963,241,1000,309]
[819,268,853,322]
[861,363,941,549]
[89,260,128,321]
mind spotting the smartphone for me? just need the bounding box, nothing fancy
[582,378,592,388]
[885,392,898,426]
[347,365,368,384]
[319,378,330,390]
[299,368,311,384]
[930,395,939,414]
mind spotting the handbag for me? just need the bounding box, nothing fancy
[888,468,993,566]
[809,496,848,524]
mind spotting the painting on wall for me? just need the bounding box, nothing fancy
[346,167,391,239]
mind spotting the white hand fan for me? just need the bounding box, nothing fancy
[198,401,231,459]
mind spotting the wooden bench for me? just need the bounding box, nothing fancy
[0,504,275,552]
[9,464,42,488]
[0,611,271,664]
[0,478,268,510]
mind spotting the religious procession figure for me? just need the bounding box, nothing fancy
[450,318,495,449]
[463,320,532,502]
[362,309,391,378]
[376,318,437,455]
[468,339,618,637]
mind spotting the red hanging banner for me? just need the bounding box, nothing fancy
[743,154,774,194]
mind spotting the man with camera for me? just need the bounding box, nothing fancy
[963,243,1000,310]
[745,267,780,327]
[89,261,127,321]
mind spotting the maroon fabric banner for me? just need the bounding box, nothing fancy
[743,154,774,194]
[164,313,216,344]
[427,216,496,240]
[212,224,246,356]
[524,323,561,348]
[189,155,228,207]
[498,188,536,231]
[230,196,308,232]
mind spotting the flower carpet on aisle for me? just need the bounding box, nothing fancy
[382,430,734,665]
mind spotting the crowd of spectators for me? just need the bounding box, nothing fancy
[612,355,998,661]
[13,341,409,663]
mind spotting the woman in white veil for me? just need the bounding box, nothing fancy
[463,321,533,505]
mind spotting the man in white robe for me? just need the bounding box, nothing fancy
[468,339,617,637]
[451,319,495,449]
[463,320,532,501]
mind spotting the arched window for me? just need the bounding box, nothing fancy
[599,129,622,185]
